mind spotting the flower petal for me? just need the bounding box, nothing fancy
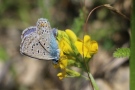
[57,71,66,80]
[84,35,91,43]
[89,41,98,54]
[65,29,77,42]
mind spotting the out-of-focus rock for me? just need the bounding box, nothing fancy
[111,66,129,90]
[17,57,45,86]
[96,79,112,90]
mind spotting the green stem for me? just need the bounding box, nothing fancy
[130,1,135,90]
[81,74,99,90]
[81,73,99,90]
[85,61,94,90]
[88,73,99,90]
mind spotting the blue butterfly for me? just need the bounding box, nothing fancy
[20,18,60,64]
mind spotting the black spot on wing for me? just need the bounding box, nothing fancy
[43,52,46,55]
[36,43,38,45]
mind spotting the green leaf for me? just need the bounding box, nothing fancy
[113,48,130,58]
[130,0,135,89]
[0,47,8,61]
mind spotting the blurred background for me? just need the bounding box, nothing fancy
[0,0,130,90]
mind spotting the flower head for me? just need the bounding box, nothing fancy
[75,35,98,58]
[57,71,67,80]
[65,29,77,42]
[54,29,98,79]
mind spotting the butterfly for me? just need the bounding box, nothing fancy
[20,18,60,64]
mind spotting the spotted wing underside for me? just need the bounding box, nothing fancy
[20,27,55,60]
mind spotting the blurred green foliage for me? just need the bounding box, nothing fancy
[0,46,8,61]
[113,48,130,58]
[0,0,55,27]
[71,9,85,35]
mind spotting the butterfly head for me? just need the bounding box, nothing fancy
[36,18,51,29]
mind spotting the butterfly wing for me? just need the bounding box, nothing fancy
[36,18,60,60]
[21,26,37,39]
[20,27,56,60]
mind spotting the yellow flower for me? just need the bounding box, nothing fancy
[59,39,73,55]
[57,30,70,44]
[57,71,67,80]
[75,40,91,58]
[84,35,98,54]
[75,35,98,58]
[57,29,78,55]
[59,55,68,69]
[57,69,81,80]
[65,29,79,55]
[54,30,76,72]
[57,30,73,54]
[88,41,98,54]
[65,29,77,42]
[53,54,68,69]
[54,29,98,79]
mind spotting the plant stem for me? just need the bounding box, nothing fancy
[85,61,94,90]
[130,0,135,90]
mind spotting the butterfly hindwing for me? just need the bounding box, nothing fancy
[36,18,59,59]
[20,27,55,60]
